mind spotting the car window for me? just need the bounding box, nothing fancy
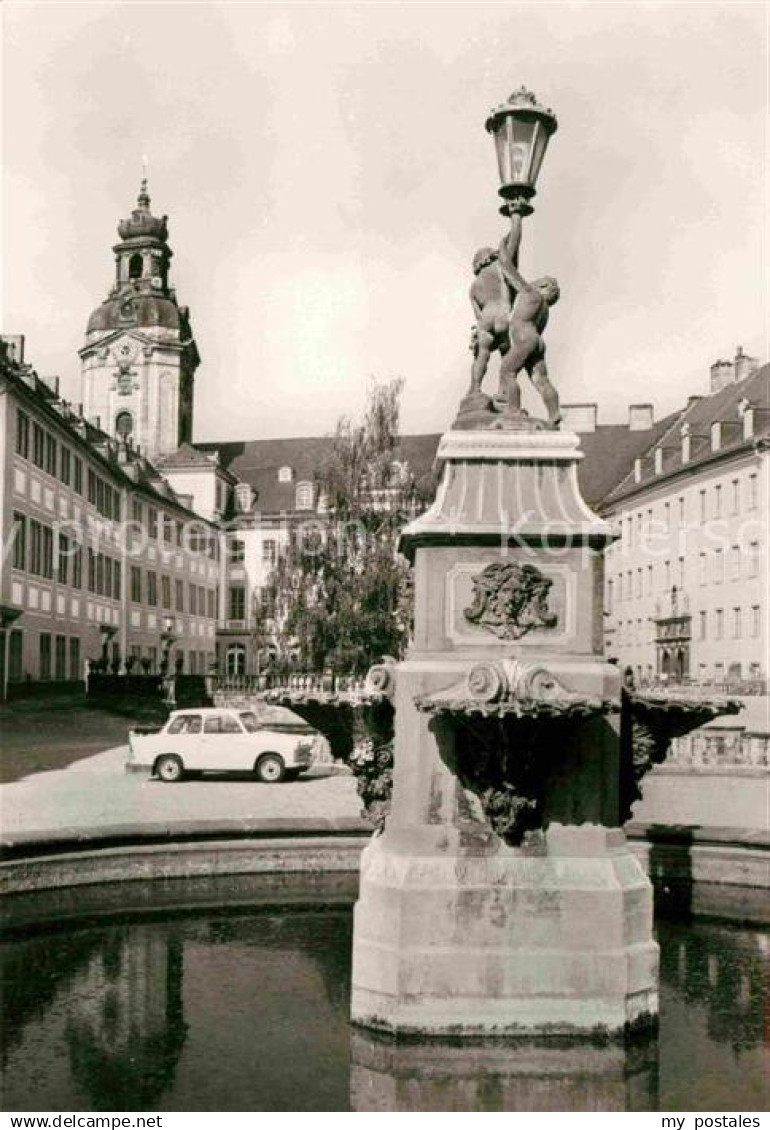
[220,714,243,734]
[239,712,259,733]
[203,716,221,734]
[168,715,202,734]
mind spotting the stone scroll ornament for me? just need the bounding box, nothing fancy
[414,660,614,846]
[463,561,558,640]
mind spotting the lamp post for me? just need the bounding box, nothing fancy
[485,86,558,216]
[160,615,178,705]
[160,615,177,670]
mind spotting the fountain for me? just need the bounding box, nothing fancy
[348,88,736,1038]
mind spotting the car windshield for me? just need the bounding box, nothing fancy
[239,712,259,733]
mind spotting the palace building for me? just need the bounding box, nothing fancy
[599,349,768,691]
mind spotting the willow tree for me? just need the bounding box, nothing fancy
[262,379,430,676]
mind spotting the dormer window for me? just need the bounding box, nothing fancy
[278,465,293,483]
[739,398,755,439]
[295,481,313,511]
[680,422,691,464]
[234,482,252,512]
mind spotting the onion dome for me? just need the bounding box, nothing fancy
[117,179,168,242]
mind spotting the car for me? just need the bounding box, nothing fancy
[127,707,315,783]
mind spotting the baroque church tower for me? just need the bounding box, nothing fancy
[80,181,199,462]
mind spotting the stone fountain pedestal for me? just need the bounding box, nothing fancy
[351,428,659,1036]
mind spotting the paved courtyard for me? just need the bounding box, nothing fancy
[0,743,366,843]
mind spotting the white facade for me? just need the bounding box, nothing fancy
[602,361,768,690]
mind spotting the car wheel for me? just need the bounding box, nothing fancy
[256,752,285,783]
[156,754,184,783]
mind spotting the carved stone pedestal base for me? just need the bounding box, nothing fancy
[352,824,658,1036]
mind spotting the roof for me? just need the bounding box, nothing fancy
[196,423,664,515]
[195,433,442,513]
[87,294,180,334]
[155,442,221,471]
[602,362,769,507]
[577,416,678,508]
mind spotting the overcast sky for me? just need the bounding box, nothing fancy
[3,1,767,441]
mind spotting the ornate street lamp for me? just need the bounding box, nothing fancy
[160,615,177,669]
[485,86,557,216]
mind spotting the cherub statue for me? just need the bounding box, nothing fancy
[468,245,512,398]
[496,213,561,426]
[467,213,561,427]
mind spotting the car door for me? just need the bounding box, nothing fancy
[200,712,250,772]
[218,711,252,769]
[175,713,204,769]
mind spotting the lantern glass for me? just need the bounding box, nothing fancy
[527,120,551,188]
[492,114,539,189]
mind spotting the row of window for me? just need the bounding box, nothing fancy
[16,409,84,492]
[13,513,54,579]
[121,644,213,675]
[617,473,760,549]
[624,661,763,685]
[17,408,119,518]
[87,468,121,520]
[614,605,762,646]
[227,537,278,565]
[87,549,120,599]
[5,629,81,683]
[15,411,221,558]
[5,630,215,683]
[699,606,762,641]
[610,543,762,605]
[127,566,217,617]
[129,498,218,559]
[12,513,216,615]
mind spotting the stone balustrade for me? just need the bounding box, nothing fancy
[664,728,769,772]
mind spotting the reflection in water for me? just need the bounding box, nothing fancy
[1,907,767,1112]
[65,926,187,1111]
[350,1030,658,1112]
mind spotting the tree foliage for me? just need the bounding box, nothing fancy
[262,379,430,675]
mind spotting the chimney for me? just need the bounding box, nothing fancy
[710,359,734,393]
[628,403,654,431]
[734,345,758,383]
[560,403,597,433]
[1,334,25,365]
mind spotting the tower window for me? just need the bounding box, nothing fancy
[115,411,133,438]
[128,253,143,280]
